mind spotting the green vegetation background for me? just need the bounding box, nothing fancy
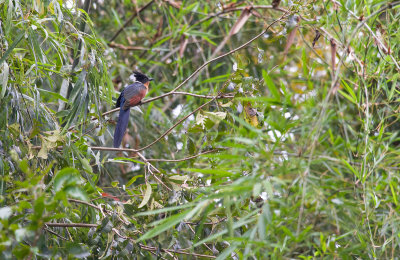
[1,0,400,258]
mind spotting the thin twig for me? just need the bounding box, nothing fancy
[108,42,150,51]
[108,0,155,42]
[66,92,230,131]
[112,228,216,258]
[91,95,219,153]
[137,152,172,191]
[67,14,290,132]
[147,149,222,162]
[139,244,216,259]
[143,12,290,105]
[191,5,288,28]
[332,0,400,72]
[68,198,102,211]
[184,217,227,225]
[44,223,98,228]
[43,227,69,241]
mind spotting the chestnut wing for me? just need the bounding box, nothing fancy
[122,82,148,110]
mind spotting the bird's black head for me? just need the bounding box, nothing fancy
[129,71,153,84]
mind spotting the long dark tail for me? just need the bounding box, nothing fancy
[113,106,130,148]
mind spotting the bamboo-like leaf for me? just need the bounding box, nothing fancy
[0,32,24,66]
[138,208,192,241]
[262,70,280,101]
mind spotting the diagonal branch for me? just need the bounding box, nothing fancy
[45,223,98,228]
[90,95,219,153]
[108,0,155,42]
[146,149,223,162]
[142,12,290,105]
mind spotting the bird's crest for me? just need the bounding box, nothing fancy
[129,71,153,84]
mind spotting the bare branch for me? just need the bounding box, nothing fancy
[112,228,216,258]
[139,244,217,259]
[143,12,290,104]
[136,152,172,191]
[147,149,222,162]
[43,227,69,241]
[108,42,150,51]
[45,223,98,228]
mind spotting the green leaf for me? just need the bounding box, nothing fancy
[341,159,360,180]
[262,70,280,101]
[135,203,194,216]
[67,243,91,259]
[37,88,68,102]
[53,167,81,191]
[0,31,24,66]
[112,157,145,164]
[138,208,192,241]
[193,212,257,247]
[126,175,143,187]
[65,186,89,201]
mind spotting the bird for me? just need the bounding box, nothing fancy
[113,71,153,148]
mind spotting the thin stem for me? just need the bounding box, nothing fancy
[147,149,222,162]
[108,0,155,42]
[44,223,97,228]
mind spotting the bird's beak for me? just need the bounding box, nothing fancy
[149,78,154,81]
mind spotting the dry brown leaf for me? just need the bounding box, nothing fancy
[223,1,245,10]
[312,29,321,48]
[330,38,337,73]
[163,0,181,9]
[376,23,390,54]
[283,26,298,56]
[152,18,164,42]
[179,36,189,58]
[210,8,252,58]
[250,8,262,19]
[230,7,252,35]
[283,16,300,56]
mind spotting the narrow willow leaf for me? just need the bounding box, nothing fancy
[135,203,194,217]
[126,175,143,188]
[137,208,192,241]
[341,80,357,102]
[338,90,357,104]
[262,70,280,101]
[341,159,359,179]
[0,31,24,66]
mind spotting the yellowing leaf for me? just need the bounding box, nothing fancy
[203,111,227,123]
[196,113,207,129]
[138,182,152,209]
[245,104,259,127]
[169,175,190,182]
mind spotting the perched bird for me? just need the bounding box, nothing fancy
[113,71,153,148]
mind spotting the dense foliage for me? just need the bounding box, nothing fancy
[1,0,400,258]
